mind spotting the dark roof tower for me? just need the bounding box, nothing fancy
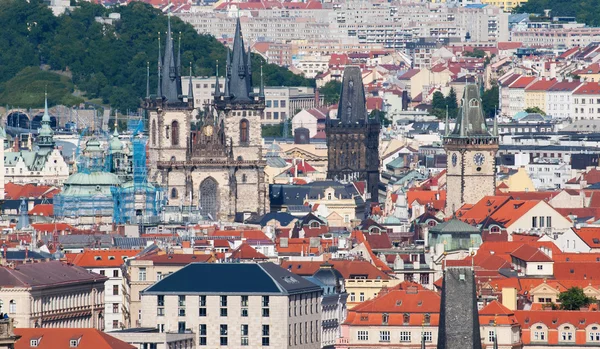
[222,17,253,103]
[437,267,482,349]
[448,84,494,138]
[337,66,369,124]
[160,12,183,103]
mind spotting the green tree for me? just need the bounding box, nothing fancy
[524,106,546,116]
[481,84,499,118]
[432,91,446,110]
[369,109,390,127]
[319,80,342,106]
[464,48,486,58]
[446,88,458,118]
[558,287,595,310]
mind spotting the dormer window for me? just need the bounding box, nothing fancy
[94,256,102,260]
[490,225,500,233]
[108,256,115,260]
[70,339,80,347]
[30,339,40,347]
[310,221,320,228]
[403,313,410,325]
[382,313,389,324]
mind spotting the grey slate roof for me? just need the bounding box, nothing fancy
[40,234,114,248]
[113,236,182,249]
[249,212,297,227]
[143,262,322,295]
[429,218,480,234]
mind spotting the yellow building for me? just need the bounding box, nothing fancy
[524,78,557,112]
[573,63,600,82]
[480,0,528,12]
[499,167,536,192]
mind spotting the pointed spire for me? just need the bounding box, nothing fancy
[224,49,231,97]
[177,32,182,77]
[247,39,252,76]
[42,89,50,123]
[444,105,449,137]
[157,33,162,97]
[214,60,221,98]
[227,17,252,101]
[146,61,150,99]
[161,10,183,103]
[113,114,119,137]
[188,62,193,101]
[259,65,264,98]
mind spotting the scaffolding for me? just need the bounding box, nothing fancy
[112,119,164,225]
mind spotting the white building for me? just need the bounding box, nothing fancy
[70,250,141,331]
[141,262,323,348]
[545,79,582,119]
[527,160,571,190]
[572,82,600,120]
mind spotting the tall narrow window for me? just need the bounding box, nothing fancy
[240,119,249,144]
[171,121,179,146]
[152,120,157,145]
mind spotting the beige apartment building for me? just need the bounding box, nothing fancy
[140,262,323,348]
[0,261,106,329]
[123,252,215,328]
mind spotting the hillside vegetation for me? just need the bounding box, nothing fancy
[0,0,314,111]
[515,0,600,26]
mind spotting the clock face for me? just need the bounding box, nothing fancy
[474,152,485,166]
[451,153,458,167]
[203,125,214,137]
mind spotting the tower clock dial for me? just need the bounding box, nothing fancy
[451,153,458,167]
[473,152,485,166]
[203,125,214,137]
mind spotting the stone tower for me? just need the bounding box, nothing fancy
[437,267,482,349]
[146,11,193,173]
[444,84,498,215]
[326,66,381,203]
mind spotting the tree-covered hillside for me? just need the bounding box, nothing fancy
[0,0,314,111]
[515,0,600,26]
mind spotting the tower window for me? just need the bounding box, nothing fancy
[240,119,249,144]
[152,120,157,146]
[171,121,179,146]
[171,188,178,199]
[242,174,247,183]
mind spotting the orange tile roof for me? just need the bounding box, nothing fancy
[525,78,557,91]
[515,310,600,330]
[572,227,600,249]
[554,262,600,280]
[70,249,141,268]
[510,244,552,262]
[4,183,59,200]
[574,81,600,95]
[478,300,519,325]
[553,252,600,262]
[13,328,134,349]
[229,243,268,260]
[488,200,541,227]
[31,223,76,234]
[138,253,214,265]
[210,230,270,241]
[406,190,446,209]
[281,260,391,280]
[510,76,536,88]
[456,195,511,223]
[28,204,53,216]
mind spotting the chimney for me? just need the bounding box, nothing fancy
[501,287,518,311]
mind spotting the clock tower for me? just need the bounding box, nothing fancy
[444,84,498,216]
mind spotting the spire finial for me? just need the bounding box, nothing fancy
[188,61,193,101]
[146,61,150,99]
[445,105,449,137]
[259,64,264,98]
[42,86,50,123]
[493,105,498,137]
[214,60,221,98]
[177,31,182,76]
[157,33,162,97]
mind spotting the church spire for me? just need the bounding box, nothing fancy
[188,62,193,101]
[337,66,367,124]
[214,61,221,98]
[42,90,50,123]
[38,90,55,150]
[493,107,498,137]
[226,17,252,102]
[449,84,492,138]
[177,32,182,77]
[146,61,150,99]
[259,65,264,98]
[157,33,162,97]
[224,49,231,97]
[161,10,183,103]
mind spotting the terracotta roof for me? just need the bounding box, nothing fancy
[281,260,391,280]
[138,253,214,265]
[0,261,107,289]
[353,181,366,196]
[510,244,553,262]
[363,232,392,249]
[366,97,383,111]
[210,230,270,241]
[399,69,420,79]
[4,183,60,200]
[456,195,512,224]
[28,204,53,216]
[499,74,521,87]
[574,62,600,75]
[488,200,541,227]
[558,46,580,59]
[70,249,141,268]
[572,227,600,248]
[478,300,518,325]
[547,80,582,92]
[13,328,134,349]
[31,223,76,234]
[509,76,536,89]
[495,191,559,201]
[229,243,268,260]
[498,42,523,50]
[573,81,600,95]
[525,78,557,91]
[554,262,600,280]
[514,310,600,330]
[407,190,446,209]
[477,241,560,263]
[553,252,600,262]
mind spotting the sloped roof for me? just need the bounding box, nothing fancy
[230,243,268,260]
[281,260,391,280]
[0,261,107,289]
[509,76,536,89]
[524,78,557,91]
[573,81,600,95]
[14,328,135,349]
[429,218,480,234]
[70,249,141,268]
[28,204,53,216]
[510,244,552,262]
[572,227,600,248]
[138,253,214,265]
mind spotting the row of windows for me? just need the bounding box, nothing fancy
[288,321,319,346]
[98,269,120,278]
[150,119,251,147]
[531,216,552,228]
[357,330,433,342]
[265,100,287,108]
[197,324,270,346]
[288,293,319,317]
[574,98,600,104]
[158,295,270,318]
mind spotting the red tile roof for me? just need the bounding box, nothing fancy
[515,310,600,331]
[509,76,536,89]
[572,227,600,248]
[573,81,600,95]
[399,69,421,80]
[406,190,446,209]
[366,97,383,111]
[31,223,76,234]
[229,243,268,260]
[281,259,391,280]
[14,328,135,349]
[499,74,521,87]
[574,62,600,75]
[210,230,270,241]
[498,42,523,50]
[510,244,552,262]
[138,253,214,265]
[363,231,392,249]
[70,249,141,268]
[28,204,53,216]
[479,300,518,325]
[4,183,59,200]
[547,79,582,92]
[553,262,600,280]
[524,78,557,91]
[488,200,541,227]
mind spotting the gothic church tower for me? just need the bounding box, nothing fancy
[444,84,498,215]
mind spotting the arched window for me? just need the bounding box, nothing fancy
[490,225,500,233]
[469,99,480,107]
[152,120,157,146]
[171,188,178,199]
[240,119,249,144]
[427,220,437,227]
[199,177,218,220]
[9,300,16,314]
[171,121,179,146]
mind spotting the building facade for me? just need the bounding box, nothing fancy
[146,17,268,221]
[140,262,322,348]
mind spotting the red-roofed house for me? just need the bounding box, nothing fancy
[291,107,329,138]
[516,310,600,346]
[510,244,554,277]
[506,76,536,117]
[546,79,583,118]
[525,78,557,113]
[13,328,135,349]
